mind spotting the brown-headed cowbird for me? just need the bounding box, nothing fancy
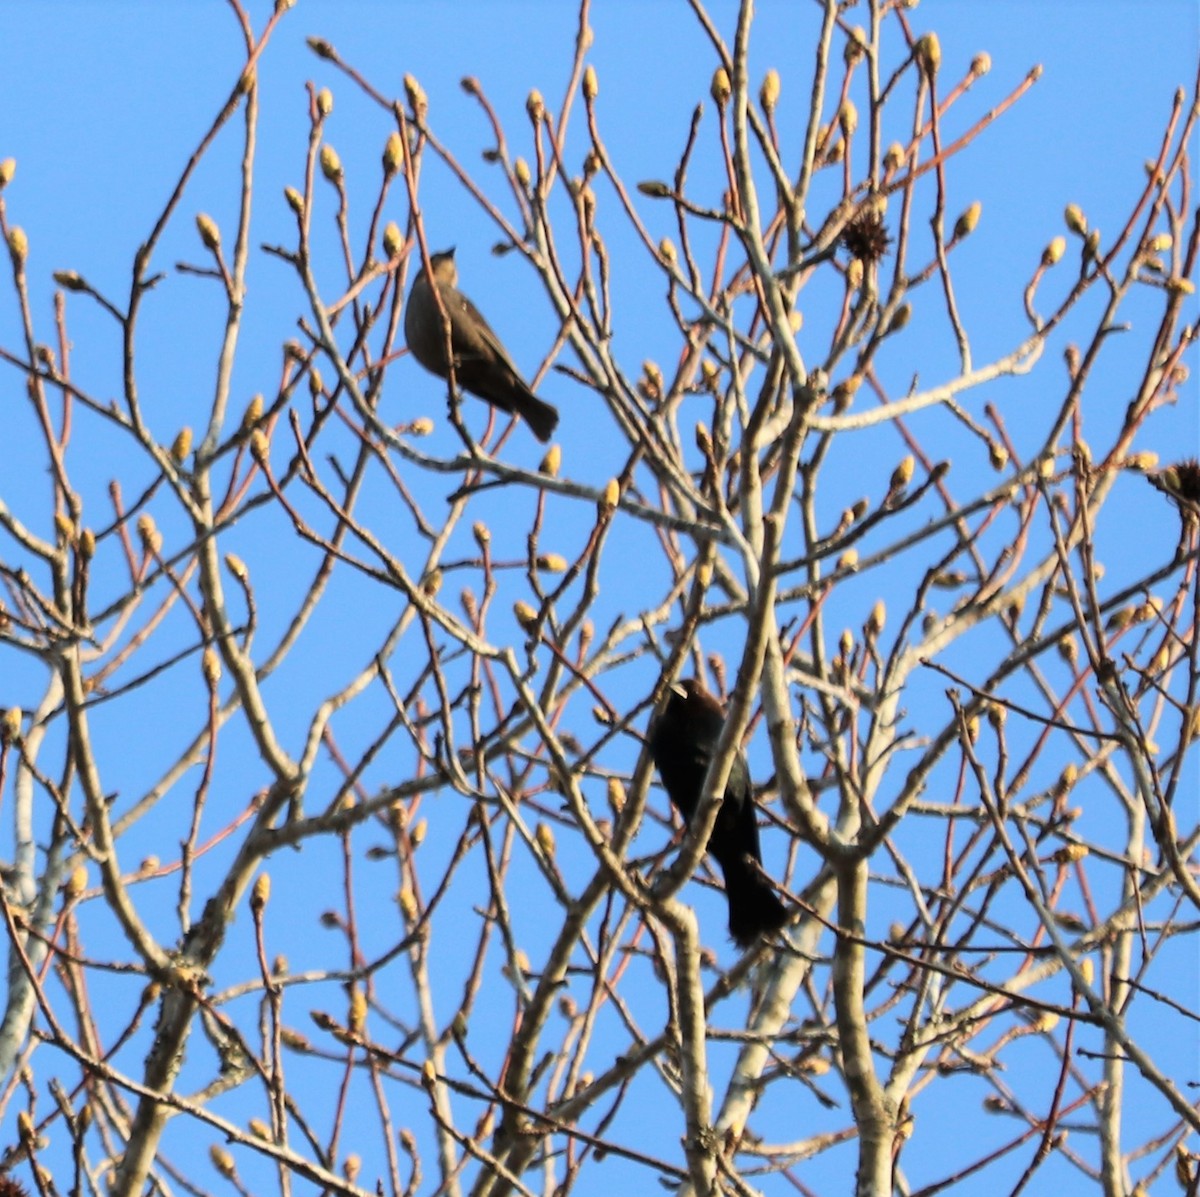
[648,679,789,947]
[404,248,559,442]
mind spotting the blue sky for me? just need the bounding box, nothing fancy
[0,3,1197,1194]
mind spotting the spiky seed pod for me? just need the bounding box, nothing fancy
[1156,458,1200,503]
[841,209,891,263]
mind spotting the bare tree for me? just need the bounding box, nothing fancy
[0,2,1197,1195]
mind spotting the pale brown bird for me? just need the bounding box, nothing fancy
[404,248,559,442]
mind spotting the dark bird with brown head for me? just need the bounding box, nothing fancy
[648,679,789,947]
[404,248,559,443]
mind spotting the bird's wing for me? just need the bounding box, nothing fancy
[449,289,522,374]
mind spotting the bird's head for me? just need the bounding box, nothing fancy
[429,247,457,286]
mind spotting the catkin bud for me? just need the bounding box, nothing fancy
[284,186,304,216]
[383,131,403,177]
[867,599,886,635]
[251,873,270,912]
[838,99,858,137]
[890,455,915,492]
[316,87,333,116]
[0,158,15,189]
[348,987,367,1033]
[606,777,625,814]
[915,33,941,77]
[210,1145,237,1178]
[970,52,991,77]
[195,213,220,252]
[202,647,221,685]
[170,426,192,464]
[583,65,599,101]
[320,144,342,182]
[600,477,620,513]
[1064,204,1087,236]
[888,302,911,333]
[536,822,556,858]
[1042,237,1066,267]
[537,553,568,573]
[760,68,781,112]
[883,142,906,172]
[513,601,539,632]
[711,67,731,106]
[526,89,545,123]
[54,269,86,291]
[845,27,867,65]
[404,74,427,120]
[382,221,403,260]
[954,202,982,239]
[8,226,29,268]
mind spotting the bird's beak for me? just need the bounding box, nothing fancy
[668,683,687,700]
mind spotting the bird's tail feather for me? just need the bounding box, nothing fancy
[722,858,789,948]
